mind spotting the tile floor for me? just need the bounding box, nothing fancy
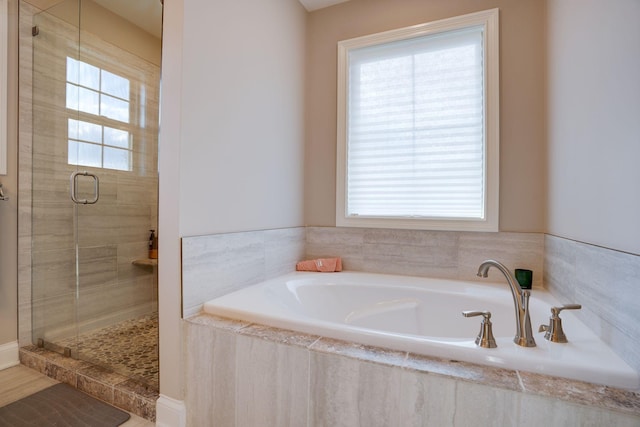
[0,365,153,426]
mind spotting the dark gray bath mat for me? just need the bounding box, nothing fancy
[0,383,130,427]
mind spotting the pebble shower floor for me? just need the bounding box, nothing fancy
[56,313,159,390]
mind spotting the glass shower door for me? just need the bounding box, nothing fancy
[30,0,160,387]
[30,0,82,357]
[72,25,160,385]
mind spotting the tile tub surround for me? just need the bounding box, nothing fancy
[544,234,640,377]
[305,227,544,286]
[182,227,543,318]
[181,227,306,317]
[185,314,640,427]
[19,346,159,421]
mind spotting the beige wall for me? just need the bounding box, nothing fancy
[177,0,307,237]
[0,0,18,346]
[547,0,640,256]
[305,0,547,232]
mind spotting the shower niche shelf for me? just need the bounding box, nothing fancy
[132,258,158,268]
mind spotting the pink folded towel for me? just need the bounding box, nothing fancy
[296,257,343,272]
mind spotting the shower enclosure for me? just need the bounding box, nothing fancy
[26,0,161,388]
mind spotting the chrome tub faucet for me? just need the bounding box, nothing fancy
[477,260,536,347]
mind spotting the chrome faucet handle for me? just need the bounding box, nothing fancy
[462,310,497,348]
[551,304,581,315]
[539,304,582,343]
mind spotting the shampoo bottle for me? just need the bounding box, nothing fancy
[149,230,158,259]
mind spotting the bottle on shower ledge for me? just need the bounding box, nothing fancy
[149,229,158,259]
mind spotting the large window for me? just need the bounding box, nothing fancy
[336,9,499,231]
[66,57,133,171]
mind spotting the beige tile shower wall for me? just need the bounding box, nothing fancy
[181,228,306,317]
[306,227,544,285]
[544,234,640,376]
[18,4,160,344]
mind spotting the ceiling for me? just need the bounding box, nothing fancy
[298,0,351,12]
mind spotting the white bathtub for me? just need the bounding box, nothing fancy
[203,271,639,390]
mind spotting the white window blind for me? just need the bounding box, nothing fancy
[348,27,484,218]
[337,9,499,231]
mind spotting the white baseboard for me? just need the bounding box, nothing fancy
[156,394,186,427]
[0,341,20,371]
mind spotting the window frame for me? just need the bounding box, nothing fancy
[336,8,500,232]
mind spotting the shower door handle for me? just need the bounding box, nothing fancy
[70,171,100,204]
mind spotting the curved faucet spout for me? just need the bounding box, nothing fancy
[477,260,536,347]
